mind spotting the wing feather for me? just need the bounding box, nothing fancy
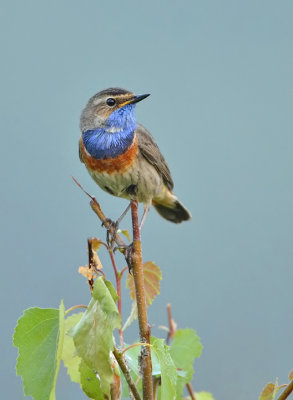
[79,137,84,163]
[136,124,174,190]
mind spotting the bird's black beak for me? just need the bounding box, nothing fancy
[130,93,150,104]
[119,93,150,108]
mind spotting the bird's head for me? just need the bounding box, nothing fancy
[80,88,150,133]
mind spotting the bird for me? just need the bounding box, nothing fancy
[79,87,191,227]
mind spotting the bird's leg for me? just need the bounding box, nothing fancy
[113,203,149,272]
[139,203,150,231]
[103,202,132,247]
[120,204,150,274]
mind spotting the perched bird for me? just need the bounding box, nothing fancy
[79,87,191,225]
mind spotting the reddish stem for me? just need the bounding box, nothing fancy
[120,265,129,278]
[121,342,151,356]
[166,303,176,344]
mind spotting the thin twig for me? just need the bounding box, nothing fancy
[72,176,127,252]
[113,347,141,400]
[65,304,88,316]
[186,382,196,400]
[277,380,293,400]
[166,303,177,345]
[87,238,95,292]
[121,342,152,356]
[120,265,129,278]
[130,200,153,400]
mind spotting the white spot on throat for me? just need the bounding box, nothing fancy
[104,126,124,134]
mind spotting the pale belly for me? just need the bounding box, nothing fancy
[87,157,163,204]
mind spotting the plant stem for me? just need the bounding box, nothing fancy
[277,380,293,400]
[87,238,95,291]
[186,382,196,400]
[166,303,176,345]
[65,304,88,316]
[90,198,127,250]
[113,347,142,400]
[121,342,152,356]
[72,176,127,250]
[130,200,153,400]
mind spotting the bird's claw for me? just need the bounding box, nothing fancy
[114,243,134,273]
[124,243,134,274]
[102,218,119,247]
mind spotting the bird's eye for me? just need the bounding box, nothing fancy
[106,98,116,107]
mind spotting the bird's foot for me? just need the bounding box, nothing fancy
[113,242,134,274]
[102,218,119,248]
[124,243,134,274]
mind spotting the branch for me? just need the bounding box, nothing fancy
[113,347,141,400]
[277,379,293,400]
[186,382,196,400]
[72,176,127,251]
[166,303,177,345]
[87,239,95,292]
[130,200,153,400]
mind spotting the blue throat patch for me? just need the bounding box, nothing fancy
[83,104,136,159]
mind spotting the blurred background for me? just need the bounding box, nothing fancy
[1,1,292,398]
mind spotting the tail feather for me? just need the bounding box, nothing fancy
[152,194,191,223]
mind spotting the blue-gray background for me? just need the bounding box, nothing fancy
[1,1,292,399]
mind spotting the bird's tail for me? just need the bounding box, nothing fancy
[152,189,191,223]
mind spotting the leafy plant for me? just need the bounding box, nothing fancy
[14,180,292,399]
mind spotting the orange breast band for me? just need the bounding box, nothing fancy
[80,136,138,174]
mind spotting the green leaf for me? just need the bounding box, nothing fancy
[123,343,140,376]
[61,312,83,383]
[13,302,65,400]
[259,379,279,400]
[79,360,104,400]
[104,279,119,303]
[122,301,137,331]
[194,392,215,400]
[152,338,177,400]
[124,341,161,377]
[123,340,177,399]
[52,301,65,400]
[170,328,203,370]
[71,277,121,396]
[170,329,203,399]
